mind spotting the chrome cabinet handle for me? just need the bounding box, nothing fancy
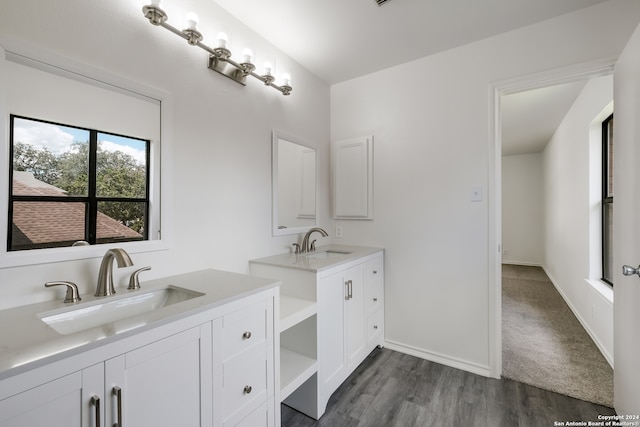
[622,265,640,277]
[242,331,252,339]
[345,280,353,300]
[113,386,122,427]
[91,395,101,427]
[373,270,378,274]
[373,297,378,302]
[243,385,253,394]
[345,281,350,301]
[373,325,378,330]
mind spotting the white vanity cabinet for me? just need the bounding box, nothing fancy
[250,246,384,420]
[318,256,383,408]
[104,325,209,427]
[0,366,100,427]
[0,326,208,427]
[0,270,279,427]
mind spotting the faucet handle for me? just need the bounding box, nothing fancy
[128,266,151,290]
[310,240,317,252]
[292,243,301,254]
[45,281,81,303]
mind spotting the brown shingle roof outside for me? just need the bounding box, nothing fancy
[11,171,142,250]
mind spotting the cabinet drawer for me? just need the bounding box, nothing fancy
[223,342,267,419]
[367,309,384,345]
[223,302,267,360]
[231,400,269,427]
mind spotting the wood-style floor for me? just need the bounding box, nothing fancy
[281,348,616,427]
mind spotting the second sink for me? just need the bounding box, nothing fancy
[303,250,352,259]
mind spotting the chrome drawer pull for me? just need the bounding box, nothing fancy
[91,395,101,427]
[243,385,253,394]
[373,297,378,302]
[242,331,252,339]
[113,386,122,427]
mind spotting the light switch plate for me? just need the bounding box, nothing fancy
[471,186,482,202]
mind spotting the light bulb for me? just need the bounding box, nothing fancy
[150,0,162,7]
[263,62,273,76]
[185,12,199,31]
[216,32,228,48]
[281,73,292,86]
[242,48,253,64]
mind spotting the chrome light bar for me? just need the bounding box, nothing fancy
[142,1,292,96]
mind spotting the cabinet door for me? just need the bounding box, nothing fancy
[332,135,373,219]
[105,326,207,427]
[318,270,347,400]
[345,263,366,371]
[0,364,103,427]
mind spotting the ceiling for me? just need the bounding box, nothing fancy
[211,0,610,155]
[212,0,608,85]
[501,81,588,156]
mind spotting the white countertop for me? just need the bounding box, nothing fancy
[250,244,384,272]
[0,269,278,381]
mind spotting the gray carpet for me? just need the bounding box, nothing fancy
[502,264,614,408]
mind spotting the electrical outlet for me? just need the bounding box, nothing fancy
[335,226,343,238]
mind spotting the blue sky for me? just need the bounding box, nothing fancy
[14,117,147,164]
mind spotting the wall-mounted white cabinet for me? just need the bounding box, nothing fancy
[250,246,384,420]
[332,136,374,219]
[0,270,278,427]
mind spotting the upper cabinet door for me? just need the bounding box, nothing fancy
[332,136,373,219]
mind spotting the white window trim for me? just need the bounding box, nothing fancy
[587,101,614,286]
[0,39,173,268]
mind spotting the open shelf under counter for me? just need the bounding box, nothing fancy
[280,348,317,401]
[280,295,317,332]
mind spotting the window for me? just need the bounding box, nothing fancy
[9,115,150,251]
[602,113,614,285]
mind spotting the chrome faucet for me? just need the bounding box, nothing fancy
[297,227,329,254]
[95,248,134,297]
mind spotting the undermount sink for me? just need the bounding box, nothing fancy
[303,250,352,259]
[39,285,204,335]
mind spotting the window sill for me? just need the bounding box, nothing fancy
[0,240,168,269]
[585,278,614,304]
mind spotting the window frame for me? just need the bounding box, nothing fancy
[601,113,614,286]
[8,114,151,251]
[0,41,171,269]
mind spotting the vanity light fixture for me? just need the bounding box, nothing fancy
[142,0,293,96]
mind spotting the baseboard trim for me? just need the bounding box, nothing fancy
[502,261,542,267]
[384,339,491,377]
[541,266,614,368]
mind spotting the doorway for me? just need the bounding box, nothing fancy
[488,60,616,383]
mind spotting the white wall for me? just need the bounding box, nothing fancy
[543,75,614,364]
[502,153,544,266]
[0,0,330,308]
[331,1,640,374]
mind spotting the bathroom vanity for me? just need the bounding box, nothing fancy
[250,245,384,419]
[0,269,279,427]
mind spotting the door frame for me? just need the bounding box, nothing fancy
[487,57,616,378]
